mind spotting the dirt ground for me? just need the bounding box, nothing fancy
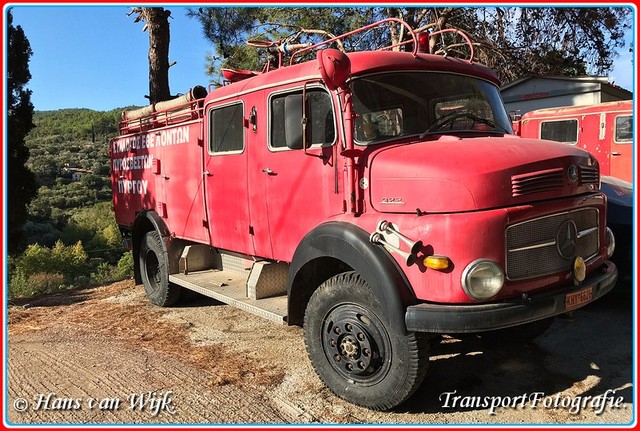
[5,279,636,425]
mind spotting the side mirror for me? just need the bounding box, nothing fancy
[285,94,304,150]
[317,49,351,91]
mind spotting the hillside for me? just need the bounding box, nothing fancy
[9,107,136,299]
[24,108,133,243]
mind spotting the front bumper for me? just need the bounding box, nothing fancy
[405,261,618,333]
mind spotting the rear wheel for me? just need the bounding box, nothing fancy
[139,231,181,307]
[304,272,429,410]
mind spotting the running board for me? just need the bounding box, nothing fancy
[169,270,287,324]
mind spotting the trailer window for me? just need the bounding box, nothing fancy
[270,89,335,149]
[615,115,632,143]
[209,103,244,154]
[540,119,578,144]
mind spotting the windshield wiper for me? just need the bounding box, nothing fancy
[419,111,508,139]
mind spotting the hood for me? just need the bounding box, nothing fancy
[368,135,599,213]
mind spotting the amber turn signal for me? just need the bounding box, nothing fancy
[424,255,450,270]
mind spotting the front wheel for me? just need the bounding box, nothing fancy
[303,272,429,410]
[139,231,181,307]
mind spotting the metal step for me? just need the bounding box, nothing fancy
[169,270,287,324]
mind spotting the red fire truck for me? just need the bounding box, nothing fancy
[111,20,617,410]
[514,100,633,183]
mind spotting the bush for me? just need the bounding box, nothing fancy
[89,252,133,286]
[91,262,115,285]
[116,251,134,278]
[10,240,89,296]
[9,272,66,299]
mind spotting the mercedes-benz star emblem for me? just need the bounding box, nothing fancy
[557,220,578,259]
[567,165,579,183]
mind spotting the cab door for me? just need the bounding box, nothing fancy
[203,100,254,255]
[250,85,342,261]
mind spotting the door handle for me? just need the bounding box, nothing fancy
[203,171,213,176]
[611,152,622,156]
[262,168,275,175]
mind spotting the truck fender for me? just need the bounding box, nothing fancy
[131,210,172,285]
[288,221,416,335]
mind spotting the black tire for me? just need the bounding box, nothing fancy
[139,231,181,307]
[303,271,429,410]
[480,317,555,345]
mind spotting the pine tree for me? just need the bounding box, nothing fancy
[129,7,173,103]
[7,10,37,254]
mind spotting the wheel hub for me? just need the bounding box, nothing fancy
[322,306,387,382]
[340,336,360,359]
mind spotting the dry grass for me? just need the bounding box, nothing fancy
[8,280,285,388]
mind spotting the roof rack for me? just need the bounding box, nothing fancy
[221,19,476,83]
[240,18,419,74]
[289,18,419,65]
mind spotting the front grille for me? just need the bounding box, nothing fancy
[579,164,599,186]
[511,168,563,197]
[511,164,600,197]
[506,208,599,280]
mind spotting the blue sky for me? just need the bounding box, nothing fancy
[7,4,637,112]
[9,5,212,111]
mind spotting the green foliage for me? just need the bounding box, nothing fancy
[11,199,132,298]
[188,6,631,85]
[9,237,132,299]
[90,252,134,285]
[22,220,62,247]
[10,241,89,298]
[14,240,88,281]
[117,251,134,276]
[188,7,370,83]
[9,272,66,299]
[26,108,122,141]
[12,101,132,298]
[7,10,37,253]
[61,202,126,264]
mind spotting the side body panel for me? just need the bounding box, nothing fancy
[111,121,209,243]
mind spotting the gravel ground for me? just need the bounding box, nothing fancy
[5,279,636,425]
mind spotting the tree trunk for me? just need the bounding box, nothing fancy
[145,8,172,103]
[131,7,172,103]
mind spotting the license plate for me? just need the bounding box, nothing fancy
[565,287,594,311]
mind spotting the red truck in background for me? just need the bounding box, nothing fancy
[110,20,618,410]
[514,100,633,183]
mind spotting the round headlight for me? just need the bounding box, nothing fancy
[606,227,616,258]
[461,259,505,300]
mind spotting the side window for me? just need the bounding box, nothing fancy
[209,103,244,153]
[270,89,335,149]
[540,119,578,144]
[614,115,632,143]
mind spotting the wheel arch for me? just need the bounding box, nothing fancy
[288,221,416,335]
[132,210,171,285]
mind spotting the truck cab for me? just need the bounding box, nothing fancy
[111,19,617,410]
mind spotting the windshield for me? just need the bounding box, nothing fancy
[352,72,513,145]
